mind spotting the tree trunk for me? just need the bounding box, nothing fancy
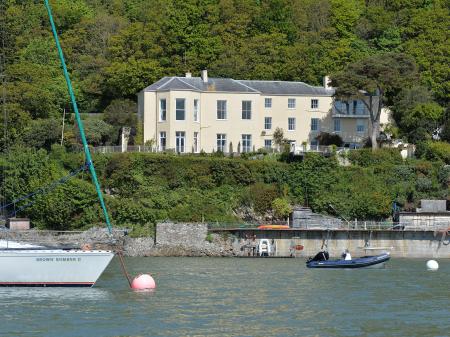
[371,119,380,151]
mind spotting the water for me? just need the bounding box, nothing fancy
[1,257,449,337]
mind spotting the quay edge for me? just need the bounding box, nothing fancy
[210,228,450,259]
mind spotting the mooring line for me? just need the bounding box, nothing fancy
[116,250,132,288]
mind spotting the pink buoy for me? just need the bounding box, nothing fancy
[131,274,156,290]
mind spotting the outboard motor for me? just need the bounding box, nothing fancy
[307,251,329,263]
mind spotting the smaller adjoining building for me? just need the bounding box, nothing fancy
[6,218,31,230]
[399,200,450,229]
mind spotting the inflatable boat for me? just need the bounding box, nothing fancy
[306,251,390,269]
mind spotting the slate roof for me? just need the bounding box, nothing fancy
[142,77,333,96]
[239,80,333,96]
[143,77,259,93]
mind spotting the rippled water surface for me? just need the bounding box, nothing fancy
[1,257,449,337]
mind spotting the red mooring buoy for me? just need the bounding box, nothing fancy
[131,274,156,290]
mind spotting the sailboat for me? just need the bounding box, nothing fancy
[0,1,115,287]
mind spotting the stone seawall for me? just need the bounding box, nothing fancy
[124,222,235,257]
[0,224,236,257]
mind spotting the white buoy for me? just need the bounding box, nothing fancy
[426,260,439,271]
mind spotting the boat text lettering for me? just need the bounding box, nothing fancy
[36,257,81,262]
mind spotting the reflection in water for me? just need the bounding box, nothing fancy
[0,287,111,303]
[0,257,449,337]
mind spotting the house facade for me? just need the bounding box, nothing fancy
[138,70,379,153]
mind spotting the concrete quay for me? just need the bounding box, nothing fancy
[210,228,450,259]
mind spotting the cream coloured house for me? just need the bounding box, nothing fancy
[137,70,376,153]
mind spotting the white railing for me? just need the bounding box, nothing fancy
[290,144,358,155]
[91,145,157,154]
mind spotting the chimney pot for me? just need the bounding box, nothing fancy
[201,69,208,83]
[323,76,331,89]
[185,72,192,78]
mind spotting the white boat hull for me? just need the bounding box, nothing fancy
[0,249,114,287]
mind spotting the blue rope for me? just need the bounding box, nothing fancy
[1,162,91,214]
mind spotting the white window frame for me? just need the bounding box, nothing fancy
[242,134,252,153]
[193,99,199,122]
[264,139,272,149]
[175,131,185,153]
[159,99,166,121]
[242,101,252,120]
[176,98,185,121]
[288,98,296,109]
[193,132,199,153]
[159,131,166,151]
[311,99,319,109]
[334,119,341,132]
[264,117,272,130]
[288,117,296,131]
[265,98,272,108]
[216,133,227,152]
[217,100,227,120]
[311,118,319,131]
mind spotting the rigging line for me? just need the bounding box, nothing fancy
[0,162,90,211]
[44,0,112,234]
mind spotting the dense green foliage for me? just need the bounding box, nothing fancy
[0,1,448,231]
[1,148,448,230]
[1,0,449,149]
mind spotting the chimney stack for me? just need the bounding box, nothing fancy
[201,69,208,83]
[323,75,331,89]
[185,72,192,78]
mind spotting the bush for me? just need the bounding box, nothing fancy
[348,148,403,166]
[315,132,343,147]
[415,177,433,192]
[272,198,292,219]
[438,165,450,187]
[418,141,450,164]
[246,183,279,215]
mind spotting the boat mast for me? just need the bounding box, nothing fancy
[43,0,112,234]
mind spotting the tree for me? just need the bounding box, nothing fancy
[331,53,417,149]
[273,127,287,152]
[83,119,114,146]
[23,119,62,150]
[391,86,444,142]
[103,99,138,144]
